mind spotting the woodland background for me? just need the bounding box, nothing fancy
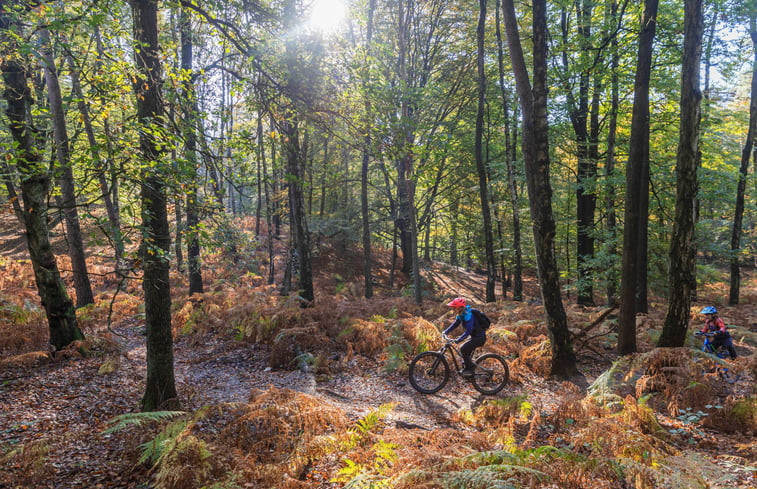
[0,0,756,488]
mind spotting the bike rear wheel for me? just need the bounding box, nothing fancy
[471,353,509,395]
[409,351,450,394]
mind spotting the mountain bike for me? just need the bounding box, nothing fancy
[694,331,739,383]
[408,334,509,395]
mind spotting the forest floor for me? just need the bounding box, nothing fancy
[0,214,755,488]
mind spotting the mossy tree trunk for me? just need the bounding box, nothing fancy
[0,4,83,351]
[502,0,579,378]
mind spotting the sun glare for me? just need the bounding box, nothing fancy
[307,0,347,33]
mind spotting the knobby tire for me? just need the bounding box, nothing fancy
[409,351,450,394]
[471,353,509,395]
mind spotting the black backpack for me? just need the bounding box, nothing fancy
[471,308,491,331]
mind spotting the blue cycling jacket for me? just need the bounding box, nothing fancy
[443,304,479,343]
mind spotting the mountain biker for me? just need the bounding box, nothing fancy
[699,306,737,359]
[443,297,486,376]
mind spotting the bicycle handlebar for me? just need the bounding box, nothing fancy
[695,331,715,337]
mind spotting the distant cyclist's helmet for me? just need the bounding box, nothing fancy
[446,297,467,308]
[700,306,717,315]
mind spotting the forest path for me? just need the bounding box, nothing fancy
[169,325,541,430]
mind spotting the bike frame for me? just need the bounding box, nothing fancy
[436,342,463,372]
[697,333,728,359]
[436,340,489,375]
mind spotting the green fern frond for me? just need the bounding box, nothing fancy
[352,403,396,435]
[462,450,519,466]
[439,467,521,489]
[138,419,188,465]
[342,473,392,489]
[102,410,186,435]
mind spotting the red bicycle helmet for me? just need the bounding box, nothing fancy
[446,297,467,308]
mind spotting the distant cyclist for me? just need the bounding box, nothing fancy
[443,297,487,376]
[699,306,737,359]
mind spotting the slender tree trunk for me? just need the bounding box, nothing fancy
[361,0,376,299]
[0,157,23,223]
[283,0,314,305]
[169,100,185,275]
[40,28,94,308]
[260,115,276,285]
[255,77,265,238]
[604,0,620,306]
[0,15,83,350]
[561,2,596,306]
[496,0,522,301]
[729,16,757,305]
[180,6,203,296]
[618,0,658,355]
[450,198,459,266]
[660,0,703,346]
[396,0,421,303]
[476,0,496,303]
[67,54,124,272]
[130,0,178,411]
[502,0,578,378]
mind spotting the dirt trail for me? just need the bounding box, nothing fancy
[170,326,532,430]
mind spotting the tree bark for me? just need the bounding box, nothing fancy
[729,14,757,305]
[560,2,597,306]
[618,0,658,355]
[502,0,578,378]
[283,0,314,305]
[0,156,23,223]
[40,28,94,308]
[180,5,203,296]
[660,0,703,347]
[67,54,125,272]
[496,0,522,301]
[130,0,178,411]
[604,0,620,306]
[0,5,83,351]
[361,0,376,299]
[475,0,496,303]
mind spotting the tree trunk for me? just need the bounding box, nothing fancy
[450,198,459,266]
[660,0,703,347]
[496,0,522,302]
[502,0,578,378]
[361,0,376,299]
[561,2,596,306]
[130,0,178,411]
[40,28,94,308]
[0,156,23,223]
[729,15,757,305]
[260,113,276,285]
[180,5,203,296]
[476,0,496,303]
[604,0,620,306]
[0,7,83,351]
[67,54,125,272]
[618,0,658,355]
[283,0,314,306]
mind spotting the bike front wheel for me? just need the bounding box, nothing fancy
[471,353,509,395]
[409,351,450,394]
